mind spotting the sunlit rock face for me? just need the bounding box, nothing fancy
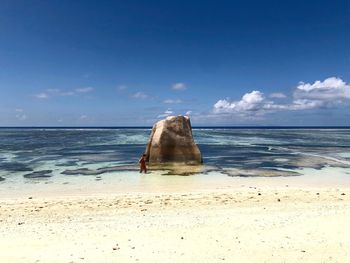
[145,116,202,164]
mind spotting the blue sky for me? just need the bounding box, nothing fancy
[1,0,350,126]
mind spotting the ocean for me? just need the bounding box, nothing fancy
[1,127,350,186]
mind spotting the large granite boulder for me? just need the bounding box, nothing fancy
[145,116,202,164]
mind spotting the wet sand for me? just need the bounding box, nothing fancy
[1,185,350,262]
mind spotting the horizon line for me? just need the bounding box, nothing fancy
[1,126,350,129]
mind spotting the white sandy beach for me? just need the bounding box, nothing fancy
[1,173,350,263]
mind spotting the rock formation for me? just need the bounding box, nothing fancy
[145,115,202,164]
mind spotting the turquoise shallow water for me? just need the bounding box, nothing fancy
[1,128,350,189]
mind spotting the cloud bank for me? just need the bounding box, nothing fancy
[213,77,350,118]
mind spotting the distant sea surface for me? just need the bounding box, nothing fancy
[1,127,350,183]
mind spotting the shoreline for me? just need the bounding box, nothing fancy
[1,166,350,199]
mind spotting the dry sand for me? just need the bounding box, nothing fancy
[1,186,350,263]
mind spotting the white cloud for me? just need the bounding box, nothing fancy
[213,91,324,116]
[213,77,350,119]
[35,92,49,99]
[157,109,174,118]
[15,109,27,120]
[296,77,347,92]
[172,82,186,91]
[214,91,265,114]
[294,77,350,101]
[185,111,192,116]
[75,87,94,93]
[213,91,323,117]
[78,114,95,123]
[131,92,148,99]
[34,87,94,99]
[162,99,183,104]
[269,92,287,98]
[289,99,324,110]
[17,114,27,120]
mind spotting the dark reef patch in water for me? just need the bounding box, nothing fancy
[61,165,138,176]
[0,176,5,181]
[0,162,33,172]
[23,170,53,179]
